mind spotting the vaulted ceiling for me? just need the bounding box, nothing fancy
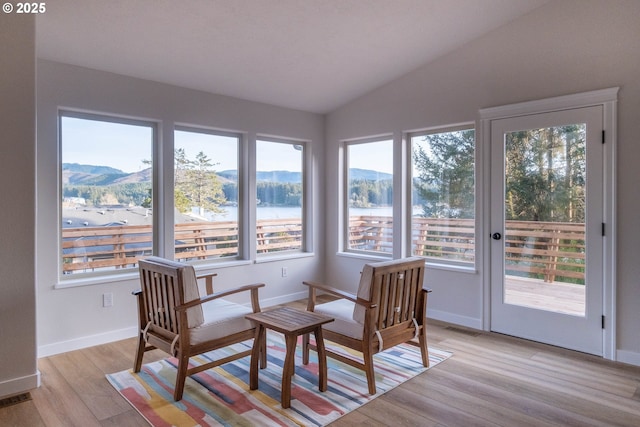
[37,0,550,113]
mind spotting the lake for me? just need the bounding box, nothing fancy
[206,206,416,221]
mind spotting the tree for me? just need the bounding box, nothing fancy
[174,150,226,215]
[504,125,585,222]
[413,130,475,218]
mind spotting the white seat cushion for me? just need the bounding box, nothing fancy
[182,265,205,328]
[353,263,374,324]
[189,298,254,345]
[315,299,364,340]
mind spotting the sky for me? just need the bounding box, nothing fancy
[62,117,302,173]
[61,116,394,174]
[62,116,154,173]
[348,139,393,174]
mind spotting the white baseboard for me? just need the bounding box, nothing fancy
[261,290,308,308]
[36,291,309,358]
[616,349,640,367]
[428,309,483,330]
[0,372,40,399]
[38,326,138,358]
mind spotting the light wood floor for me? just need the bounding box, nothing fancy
[3,298,640,427]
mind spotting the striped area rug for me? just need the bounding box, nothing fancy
[107,333,451,426]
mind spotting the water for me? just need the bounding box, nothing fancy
[205,206,408,221]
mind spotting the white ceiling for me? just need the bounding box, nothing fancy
[36,0,550,114]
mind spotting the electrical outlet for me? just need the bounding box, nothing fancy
[103,292,113,307]
[281,267,288,277]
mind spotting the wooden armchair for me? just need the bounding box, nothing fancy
[133,256,266,401]
[303,257,430,394]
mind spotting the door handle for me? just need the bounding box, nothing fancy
[491,232,502,240]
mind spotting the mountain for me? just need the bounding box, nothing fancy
[349,168,392,181]
[63,163,150,185]
[63,163,124,175]
[63,163,392,186]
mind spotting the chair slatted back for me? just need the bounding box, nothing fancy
[354,257,426,332]
[138,258,186,338]
[373,260,424,330]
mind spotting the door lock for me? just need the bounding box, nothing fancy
[491,232,502,240]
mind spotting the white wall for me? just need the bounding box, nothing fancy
[0,14,39,398]
[36,60,325,356]
[326,0,640,360]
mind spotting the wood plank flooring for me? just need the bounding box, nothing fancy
[2,298,640,426]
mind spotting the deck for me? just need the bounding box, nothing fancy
[505,275,585,316]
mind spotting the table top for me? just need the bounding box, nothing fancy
[246,306,334,335]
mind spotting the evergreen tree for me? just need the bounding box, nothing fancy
[504,126,585,222]
[413,130,475,218]
[174,150,226,215]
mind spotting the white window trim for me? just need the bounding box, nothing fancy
[341,135,394,257]
[406,123,477,270]
[173,125,245,263]
[55,110,313,287]
[57,110,158,283]
[255,135,312,257]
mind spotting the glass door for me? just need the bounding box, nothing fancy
[490,106,604,355]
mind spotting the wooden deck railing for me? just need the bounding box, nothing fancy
[62,218,302,273]
[62,216,585,284]
[348,216,585,284]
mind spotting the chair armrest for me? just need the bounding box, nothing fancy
[177,283,265,311]
[196,272,218,295]
[303,280,357,303]
[303,280,378,310]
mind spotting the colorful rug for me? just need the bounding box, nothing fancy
[107,333,451,426]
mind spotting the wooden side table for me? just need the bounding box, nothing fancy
[246,306,334,408]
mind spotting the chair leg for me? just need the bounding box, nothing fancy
[133,333,146,372]
[362,345,376,395]
[173,352,190,401]
[418,324,430,367]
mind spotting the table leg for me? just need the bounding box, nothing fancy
[250,324,265,390]
[281,333,297,408]
[314,327,328,392]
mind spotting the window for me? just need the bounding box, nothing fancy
[410,126,475,264]
[174,128,240,261]
[256,139,304,254]
[60,112,155,276]
[344,138,393,255]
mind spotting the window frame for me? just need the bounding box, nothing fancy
[58,109,158,282]
[407,123,477,269]
[255,136,310,258]
[342,135,394,257]
[173,125,244,264]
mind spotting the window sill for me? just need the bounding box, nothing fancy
[54,259,259,289]
[55,270,139,289]
[336,252,478,274]
[336,251,392,262]
[255,252,315,264]
[424,261,477,274]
